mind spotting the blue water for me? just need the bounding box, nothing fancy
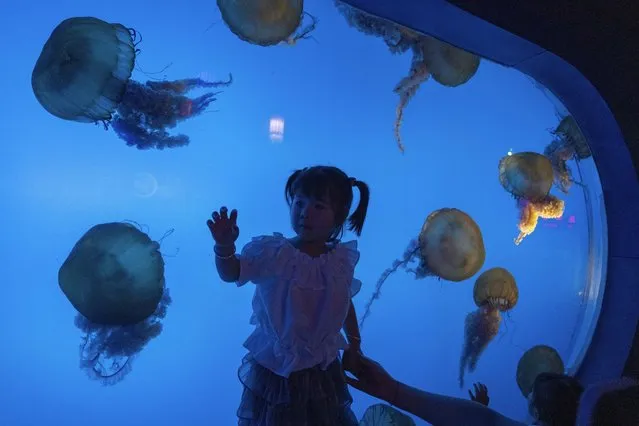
[0,0,601,424]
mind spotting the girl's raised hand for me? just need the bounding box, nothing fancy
[207,206,239,246]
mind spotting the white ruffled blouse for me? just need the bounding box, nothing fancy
[236,233,362,378]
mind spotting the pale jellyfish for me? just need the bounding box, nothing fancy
[360,208,485,328]
[217,0,317,46]
[459,267,519,387]
[498,152,565,245]
[32,17,232,150]
[59,222,173,385]
[516,345,565,397]
[543,116,591,193]
[269,116,285,142]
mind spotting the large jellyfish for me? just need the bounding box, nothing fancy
[32,17,233,150]
[516,345,565,397]
[360,403,416,425]
[459,267,519,387]
[360,208,485,328]
[217,0,317,46]
[543,116,591,193]
[498,152,565,245]
[58,222,172,385]
[335,2,480,153]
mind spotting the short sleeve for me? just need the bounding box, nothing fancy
[236,235,284,286]
[350,278,362,297]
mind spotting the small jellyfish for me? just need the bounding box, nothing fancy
[217,0,317,46]
[32,17,232,150]
[334,2,479,152]
[58,222,172,385]
[459,267,519,387]
[516,345,565,397]
[359,208,485,328]
[360,403,416,425]
[498,152,565,245]
[543,116,591,193]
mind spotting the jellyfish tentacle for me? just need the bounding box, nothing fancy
[359,243,420,329]
[394,55,430,153]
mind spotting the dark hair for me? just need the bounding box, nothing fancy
[285,165,370,241]
[591,384,639,425]
[531,373,584,426]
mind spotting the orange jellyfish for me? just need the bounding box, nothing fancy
[459,267,519,387]
[359,208,485,328]
[392,30,480,153]
[334,3,479,153]
[543,116,591,193]
[217,0,317,46]
[516,345,565,397]
[498,152,565,245]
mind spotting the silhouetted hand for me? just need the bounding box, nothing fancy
[207,206,239,246]
[468,382,490,406]
[344,355,398,404]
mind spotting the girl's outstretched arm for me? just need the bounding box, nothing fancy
[215,244,240,282]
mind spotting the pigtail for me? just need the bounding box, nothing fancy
[347,179,370,236]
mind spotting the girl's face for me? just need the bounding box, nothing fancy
[290,191,336,243]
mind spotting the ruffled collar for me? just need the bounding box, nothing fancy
[271,232,357,262]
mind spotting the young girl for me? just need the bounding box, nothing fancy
[206,165,370,426]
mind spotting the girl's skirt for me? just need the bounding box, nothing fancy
[237,353,359,426]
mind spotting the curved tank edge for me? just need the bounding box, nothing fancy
[342,0,639,387]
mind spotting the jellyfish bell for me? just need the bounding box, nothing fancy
[32,17,135,123]
[473,267,519,311]
[516,345,565,398]
[217,0,303,46]
[33,17,233,150]
[499,152,554,201]
[359,403,416,426]
[421,35,480,87]
[59,222,165,325]
[419,208,486,282]
[58,221,172,385]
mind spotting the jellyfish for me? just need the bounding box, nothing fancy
[217,0,317,46]
[360,403,416,425]
[498,152,565,245]
[459,267,519,387]
[334,2,479,152]
[392,31,480,153]
[32,17,233,150]
[58,222,172,385]
[516,345,565,397]
[543,116,591,193]
[334,1,415,54]
[360,208,485,328]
